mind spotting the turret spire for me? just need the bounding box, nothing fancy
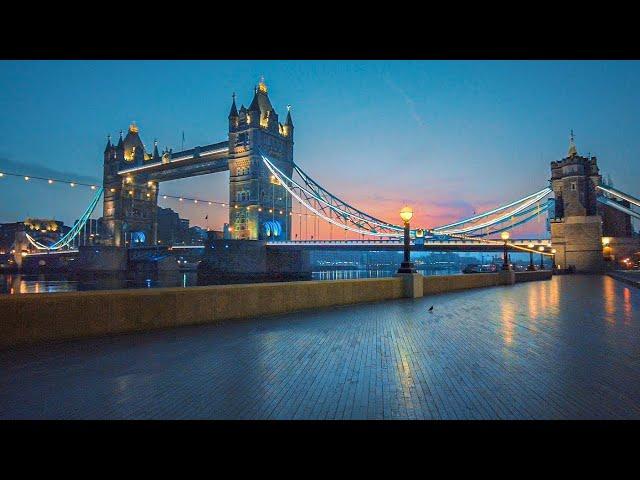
[228,92,238,118]
[286,105,293,126]
[116,130,124,149]
[568,129,577,157]
[104,134,112,153]
[152,139,160,160]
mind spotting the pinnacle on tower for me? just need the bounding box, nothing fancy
[104,134,112,153]
[568,129,578,157]
[152,139,160,160]
[116,130,124,149]
[228,92,238,118]
[286,105,293,126]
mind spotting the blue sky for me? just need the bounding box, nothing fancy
[1,60,639,236]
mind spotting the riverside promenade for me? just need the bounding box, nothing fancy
[1,274,640,419]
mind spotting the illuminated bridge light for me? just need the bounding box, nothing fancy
[48,179,53,184]
[24,176,29,181]
[179,198,183,202]
[163,195,167,199]
[0,172,3,177]
[70,183,75,187]
[91,185,96,190]
[194,199,198,203]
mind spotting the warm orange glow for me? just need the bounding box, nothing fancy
[538,246,545,252]
[400,206,414,223]
[501,231,510,241]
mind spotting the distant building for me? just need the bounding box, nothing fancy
[0,219,70,253]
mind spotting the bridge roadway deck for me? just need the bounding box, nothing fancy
[2,274,639,419]
[266,239,551,252]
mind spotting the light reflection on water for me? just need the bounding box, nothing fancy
[312,268,460,281]
[0,272,200,294]
[1,269,461,295]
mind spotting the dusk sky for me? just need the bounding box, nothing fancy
[1,60,639,238]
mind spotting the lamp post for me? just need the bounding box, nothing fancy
[397,206,416,273]
[551,248,556,271]
[501,231,510,270]
[538,245,545,270]
[527,242,536,271]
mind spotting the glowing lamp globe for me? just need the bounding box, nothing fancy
[551,249,556,254]
[528,243,534,249]
[500,231,510,241]
[538,246,545,252]
[415,228,424,238]
[400,206,414,223]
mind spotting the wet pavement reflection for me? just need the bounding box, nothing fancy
[1,274,640,419]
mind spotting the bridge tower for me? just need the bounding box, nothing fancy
[102,124,159,247]
[549,133,604,272]
[227,79,294,240]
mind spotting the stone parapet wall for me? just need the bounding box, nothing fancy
[1,272,552,349]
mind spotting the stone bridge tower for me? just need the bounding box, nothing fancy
[227,79,294,240]
[102,123,159,247]
[550,133,604,272]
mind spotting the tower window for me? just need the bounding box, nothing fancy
[571,182,577,191]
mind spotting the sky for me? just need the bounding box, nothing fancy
[1,60,639,238]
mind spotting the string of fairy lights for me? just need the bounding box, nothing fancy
[0,169,356,219]
[0,168,553,245]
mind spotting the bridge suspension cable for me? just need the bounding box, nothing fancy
[466,200,552,237]
[596,185,640,209]
[261,153,407,237]
[25,187,104,251]
[432,187,552,235]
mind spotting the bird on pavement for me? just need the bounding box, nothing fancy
[428,305,434,312]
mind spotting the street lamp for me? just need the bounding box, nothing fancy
[551,248,557,270]
[397,206,416,273]
[527,242,536,271]
[501,231,510,270]
[538,245,545,269]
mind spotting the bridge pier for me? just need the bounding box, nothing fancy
[198,239,311,283]
[550,135,605,273]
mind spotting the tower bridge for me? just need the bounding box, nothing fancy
[102,78,294,247]
[6,81,640,274]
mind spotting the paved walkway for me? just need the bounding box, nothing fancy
[2,275,640,419]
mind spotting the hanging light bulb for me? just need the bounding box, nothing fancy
[48,179,54,184]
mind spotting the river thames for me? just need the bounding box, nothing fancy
[0,267,464,294]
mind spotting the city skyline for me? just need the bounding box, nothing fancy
[1,60,639,236]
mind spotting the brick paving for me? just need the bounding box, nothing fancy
[1,274,640,419]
